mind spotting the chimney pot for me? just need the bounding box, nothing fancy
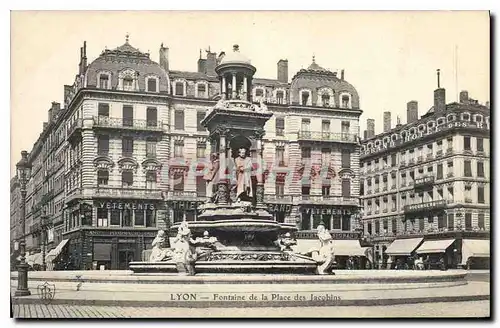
[277,59,288,83]
[341,69,345,80]
[459,90,469,104]
[434,88,446,112]
[233,44,239,52]
[407,101,419,124]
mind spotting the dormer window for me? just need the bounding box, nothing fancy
[341,94,351,108]
[300,90,311,106]
[322,94,330,107]
[123,78,134,91]
[99,74,110,89]
[147,78,157,92]
[196,83,207,98]
[276,91,284,104]
[175,82,184,96]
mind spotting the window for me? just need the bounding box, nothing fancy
[146,171,157,189]
[367,222,372,235]
[122,105,134,127]
[97,170,109,186]
[391,153,397,167]
[197,143,206,159]
[375,221,380,234]
[197,83,206,98]
[341,149,351,168]
[175,82,184,96]
[98,103,110,117]
[197,112,205,131]
[134,210,145,226]
[478,213,485,229]
[322,120,330,135]
[465,213,472,230]
[321,94,330,107]
[438,215,445,229]
[196,176,206,196]
[99,74,109,89]
[147,78,157,92]
[174,110,184,130]
[301,185,310,196]
[478,186,485,204]
[464,160,472,177]
[122,171,133,187]
[464,136,471,150]
[477,138,484,152]
[174,141,184,158]
[301,147,311,159]
[123,78,134,91]
[275,117,285,136]
[332,216,341,230]
[146,209,156,227]
[437,164,443,179]
[322,185,330,196]
[123,209,133,227]
[447,213,454,230]
[301,118,310,135]
[321,148,331,165]
[341,215,351,231]
[255,88,264,97]
[477,162,485,177]
[173,172,184,191]
[275,181,285,196]
[301,91,310,106]
[342,179,351,197]
[392,219,398,234]
[146,107,158,127]
[97,208,108,227]
[145,138,157,159]
[122,137,134,157]
[97,135,109,156]
[276,91,284,104]
[276,146,285,166]
[341,95,350,108]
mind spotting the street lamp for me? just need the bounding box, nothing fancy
[40,209,50,271]
[15,151,32,296]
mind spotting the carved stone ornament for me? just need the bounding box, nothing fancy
[338,168,355,179]
[141,158,162,173]
[93,156,114,170]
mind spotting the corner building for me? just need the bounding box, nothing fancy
[13,39,363,270]
[360,86,490,269]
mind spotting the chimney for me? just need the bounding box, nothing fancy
[277,59,288,83]
[407,101,419,124]
[82,41,87,71]
[396,116,402,129]
[198,49,207,74]
[434,69,446,112]
[205,50,217,76]
[341,69,345,80]
[459,90,469,104]
[383,111,391,132]
[367,119,375,138]
[50,102,61,121]
[78,46,83,75]
[159,43,169,71]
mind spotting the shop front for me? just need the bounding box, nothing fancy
[299,205,358,231]
[385,237,424,269]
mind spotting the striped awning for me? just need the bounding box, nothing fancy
[385,238,424,256]
[461,239,490,265]
[416,239,455,254]
[45,239,69,263]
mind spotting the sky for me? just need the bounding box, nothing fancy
[10,11,490,177]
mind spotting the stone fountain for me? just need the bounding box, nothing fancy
[129,45,332,275]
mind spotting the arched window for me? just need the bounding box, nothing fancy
[300,90,311,106]
[461,112,471,121]
[447,114,456,122]
[340,93,352,109]
[322,94,331,107]
[123,77,134,91]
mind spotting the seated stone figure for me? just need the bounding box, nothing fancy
[149,230,173,262]
[310,224,336,275]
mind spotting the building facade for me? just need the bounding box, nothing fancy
[12,38,363,270]
[360,86,490,269]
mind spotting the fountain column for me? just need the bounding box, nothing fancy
[222,75,227,100]
[232,73,237,99]
[217,133,229,206]
[255,130,266,210]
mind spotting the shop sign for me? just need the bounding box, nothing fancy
[169,200,203,211]
[302,207,353,216]
[97,202,156,210]
[267,204,292,214]
[331,232,359,240]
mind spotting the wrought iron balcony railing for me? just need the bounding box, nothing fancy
[414,175,435,189]
[67,118,82,140]
[94,116,163,131]
[403,199,449,214]
[93,187,163,200]
[264,195,293,203]
[297,131,357,143]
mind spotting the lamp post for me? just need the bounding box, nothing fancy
[40,210,50,271]
[15,151,32,296]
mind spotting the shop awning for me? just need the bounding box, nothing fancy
[45,239,69,263]
[461,239,490,265]
[416,239,455,254]
[385,238,424,256]
[93,243,112,261]
[331,240,366,256]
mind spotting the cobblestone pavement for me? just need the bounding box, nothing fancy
[12,301,490,318]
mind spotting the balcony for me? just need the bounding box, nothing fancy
[436,149,443,158]
[264,195,293,204]
[403,199,449,214]
[399,161,406,168]
[67,118,82,141]
[414,175,435,190]
[275,128,284,137]
[93,187,163,200]
[426,153,433,160]
[367,190,372,195]
[447,172,454,178]
[374,187,380,193]
[374,209,380,214]
[297,131,357,143]
[417,156,423,163]
[409,158,415,165]
[446,148,454,155]
[382,209,388,213]
[391,184,396,190]
[382,186,388,192]
[93,116,163,133]
[464,197,473,203]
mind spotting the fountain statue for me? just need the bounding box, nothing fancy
[234,148,253,202]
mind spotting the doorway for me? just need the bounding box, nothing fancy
[118,249,135,270]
